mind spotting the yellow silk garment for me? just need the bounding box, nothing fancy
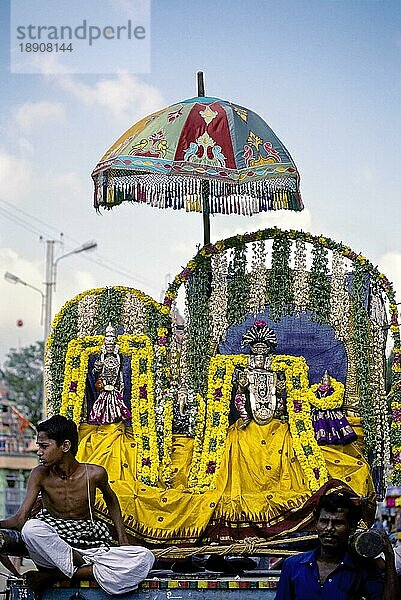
[77,418,374,544]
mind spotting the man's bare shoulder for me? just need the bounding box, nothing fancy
[85,462,108,481]
[30,465,48,481]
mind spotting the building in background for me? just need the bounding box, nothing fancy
[0,382,37,519]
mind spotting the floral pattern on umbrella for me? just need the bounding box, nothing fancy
[92,96,303,215]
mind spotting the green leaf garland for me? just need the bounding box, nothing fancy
[187,258,211,396]
[268,232,294,321]
[352,264,374,451]
[97,287,123,332]
[227,243,249,326]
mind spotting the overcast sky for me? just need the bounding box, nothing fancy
[1,0,401,362]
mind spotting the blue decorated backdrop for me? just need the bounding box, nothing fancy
[218,309,347,385]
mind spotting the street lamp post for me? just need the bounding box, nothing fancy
[4,271,45,325]
[43,239,98,342]
[4,239,98,419]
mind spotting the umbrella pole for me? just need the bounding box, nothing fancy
[197,71,211,246]
[202,180,211,246]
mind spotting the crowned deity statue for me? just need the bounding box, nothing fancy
[88,323,131,425]
[231,320,286,428]
[310,370,357,446]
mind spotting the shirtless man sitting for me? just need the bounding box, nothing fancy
[0,415,154,594]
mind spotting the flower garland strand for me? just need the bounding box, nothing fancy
[248,240,269,316]
[268,232,294,321]
[153,327,174,486]
[309,243,330,324]
[309,379,344,409]
[186,258,211,396]
[118,334,160,486]
[48,301,79,414]
[209,252,229,350]
[187,393,206,490]
[121,291,147,334]
[293,238,308,313]
[271,355,329,492]
[370,322,390,496]
[77,293,99,337]
[330,251,350,339]
[226,242,249,326]
[191,355,247,491]
[168,303,181,384]
[97,287,123,333]
[43,350,54,417]
[352,264,374,451]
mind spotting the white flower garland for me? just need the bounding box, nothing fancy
[209,252,229,347]
[248,240,269,315]
[121,291,147,334]
[44,348,54,417]
[178,283,190,388]
[330,251,351,339]
[77,293,99,337]
[169,304,181,383]
[329,251,359,412]
[370,322,391,467]
[293,238,309,312]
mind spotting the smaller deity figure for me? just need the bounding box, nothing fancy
[311,370,357,445]
[170,383,198,436]
[232,320,286,428]
[88,323,131,425]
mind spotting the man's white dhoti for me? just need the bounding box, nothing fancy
[21,519,154,595]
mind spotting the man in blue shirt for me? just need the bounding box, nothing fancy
[276,492,398,599]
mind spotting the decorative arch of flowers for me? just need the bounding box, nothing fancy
[164,227,401,489]
[45,286,172,486]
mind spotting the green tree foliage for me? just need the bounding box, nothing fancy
[0,341,44,425]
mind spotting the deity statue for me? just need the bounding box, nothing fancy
[310,370,357,445]
[231,320,286,428]
[88,323,131,425]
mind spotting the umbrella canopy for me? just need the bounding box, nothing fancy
[92,95,303,217]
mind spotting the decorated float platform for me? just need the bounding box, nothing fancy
[41,226,400,549]
[4,81,401,597]
[6,226,401,599]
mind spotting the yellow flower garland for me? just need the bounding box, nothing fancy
[61,333,160,486]
[309,378,345,410]
[271,356,329,491]
[61,336,104,421]
[187,394,207,490]
[393,348,401,373]
[192,355,247,491]
[188,353,328,493]
[155,327,174,487]
[119,334,159,485]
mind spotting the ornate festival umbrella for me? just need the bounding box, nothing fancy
[92,73,303,244]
